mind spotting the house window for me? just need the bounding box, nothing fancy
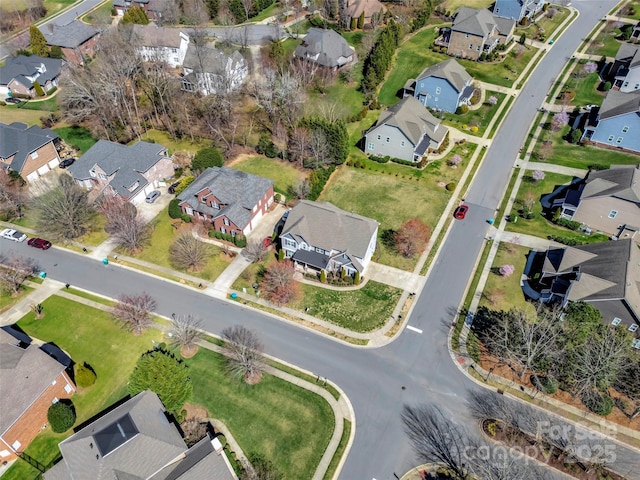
[629,324,639,332]
[435,87,441,94]
[633,339,640,349]
[220,227,226,234]
[623,81,629,87]
[211,201,219,209]
[185,207,194,216]
[284,238,296,248]
[469,44,473,49]
[477,45,481,51]
[0,450,10,458]
[64,383,73,394]
[377,134,381,140]
[607,135,615,142]
[401,141,405,147]
[11,441,20,451]
[52,397,59,404]
[231,230,236,237]
[608,210,618,218]
[51,379,56,385]
[622,126,629,133]
[616,137,623,144]
[223,218,230,226]
[316,247,324,254]
[384,137,389,143]
[465,33,469,38]
[368,142,375,150]
[612,317,622,326]
[495,7,500,13]
[30,151,39,159]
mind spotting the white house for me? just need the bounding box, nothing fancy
[182,44,248,95]
[132,23,189,68]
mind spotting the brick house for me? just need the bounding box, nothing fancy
[67,140,174,205]
[0,55,62,98]
[448,8,515,61]
[177,167,274,236]
[40,20,100,66]
[0,327,76,463]
[113,0,173,21]
[0,122,61,182]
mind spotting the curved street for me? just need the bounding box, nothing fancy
[1,0,638,478]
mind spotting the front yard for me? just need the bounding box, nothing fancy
[435,91,507,137]
[584,22,629,58]
[230,155,308,197]
[560,70,606,108]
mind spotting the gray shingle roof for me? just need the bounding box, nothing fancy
[614,43,640,68]
[598,88,640,120]
[183,44,241,74]
[0,55,62,90]
[281,200,378,260]
[68,140,169,199]
[370,96,448,146]
[0,329,67,435]
[0,121,59,174]
[132,23,184,48]
[40,20,99,48]
[177,167,273,230]
[416,59,472,94]
[452,7,514,37]
[581,164,640,203]
[51,391,187,480]
[294,28,354,68]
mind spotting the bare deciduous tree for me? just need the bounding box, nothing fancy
[0,170,29,220]
[170,314,203,357]
[290,179,310,199]
[32,174,95,241]
[260,260,299,305]
[0,254,39,295]
[112,292,157,334]
[394,218,431,258]
[221,325,265,384]
[244,240,268,263]
[169,233,210,271]
[99,196,150,252]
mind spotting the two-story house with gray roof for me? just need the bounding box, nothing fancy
[406,59,474,113]
[280,200,378,277]
[582,89,640,153]
[493,0,547,22]
[0,122,60,182]
[552,164,640,237]
[0,55,62,98]
[0,327,76,462]
[131,23,190,68]
[523,239,640,346]
[181,44,248,96]
[40,20,100,66]
[44,390,235,480]
[447,7,515,61]
[607,44,640,93]
[364,96,449,162]
[68,140,174,204]
[177,167,274,236]
[294,28,355,69]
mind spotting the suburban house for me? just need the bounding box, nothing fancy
[40,20,100,66]
[523,239,640,344]
[177,167,274,236]
[607,44,640,92]
[113,0,172,21]
[493,0,547,22]
[0,122,60,182]
[67,140,174,204]
[181,44,248,95]
[131,23,190,68]
[342,0,386,28]
[279,200,379,277]
[0,326,76,462]
[582,89,640,153]
[447,8,515,61]
[552,164,640,237]
[294,28,356,69]
[0,55,62,98]
[364,96,449,162]
[406,59,474,113]
[631,21,640,43]
[44,391,235,480]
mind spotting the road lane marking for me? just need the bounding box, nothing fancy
[406,325,423,334]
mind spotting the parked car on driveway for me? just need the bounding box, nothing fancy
[168,181,180,194]
[5,97,21,105]
[145,190,161,203]
[59,158,76,168]
[28,238,52,250]
[1,228,27,242]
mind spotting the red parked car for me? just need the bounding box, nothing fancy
[454,205,469,220]
[28,238,52,250]
[262,237,273,249]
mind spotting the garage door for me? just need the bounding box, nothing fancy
[37,165,50,176]
[48,158,60,168]
[27,171,39,182]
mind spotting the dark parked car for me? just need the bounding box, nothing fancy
[145,190,161,203]
[5,97,21,105]
[28,238,52,250]
[59,158,76,169]
[454,205,469,220]
[168,181,180,194]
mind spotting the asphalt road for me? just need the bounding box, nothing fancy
[2,0,639,478]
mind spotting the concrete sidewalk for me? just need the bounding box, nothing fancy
[1,279,66,326]
[526,161,587,177]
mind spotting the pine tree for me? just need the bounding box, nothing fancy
[30,25,48,57]
[122,6,149,25]
[358,11,365,29]
[320,270,326,283]
[33,80,45,97]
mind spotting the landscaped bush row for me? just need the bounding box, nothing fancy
[308,166,335,201]
[367,155,390,163]
[547,235,587,246]
[208,230,247,247]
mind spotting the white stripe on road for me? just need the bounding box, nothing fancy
[406,325,423,334]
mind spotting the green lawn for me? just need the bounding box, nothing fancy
[76,212,109,247]
[535,125,640,169]
[129,211,229,281]
[17,96,59,111]
[479,243,535,315]
[138,129,210,155]
[54,126,97,153]
[3,431,66,480]
[515,6,571,41]
[504,170,609,244]
[307,64,366,119]
[562,71,606,107]
[186,348,334,479]
[0,105,44,126]
[0,285,32,313]
[434,92,506,137]
[585,24,627,58]
[619,1,640,19]
[231,155,308,196]
[289,281,402,332]
[82,0,114,24]
[440,0,492,14]
[249,2,278,22]
[320,144,477,270]
[379,27,538,106]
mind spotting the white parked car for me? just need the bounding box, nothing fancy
[1,228,27,242]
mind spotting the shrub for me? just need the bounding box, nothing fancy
[174,176,194,196]
[582,391,614,416]
[555,217,582,230]
[180,214,192,223]
[33,81,45,97]
[369,155,390,163]
[547,235,584,246]
[257,133,278,158]
[570,128,582,144]
[168,199,183,219]
[456,104,469,114]
[519,33,526,44]
[278,249,285,261]
[447,154,462,166]
[532,170,545,181]
[499,264,515,277]
[603,81,612,91]
[320,270,326,283]
[354,271,361,285]
[445,182,456,191]
[192,147,223,172]
[75,362,97,387]
[48,401,76,433]
[234,235,247,248]
[469,89,481,105]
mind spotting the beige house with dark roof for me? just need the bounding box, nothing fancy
[364,96,449,162]
[448,7,515,60]
[280,200,378,277]
[294,28,355,69]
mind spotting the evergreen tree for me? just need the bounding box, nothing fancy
[358,11,365,29]
[30,25,48,57]
[33,81,45,97]
[122,6,149,25]
[50,45,64,59]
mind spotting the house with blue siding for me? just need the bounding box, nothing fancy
[493,0,547,22]
[364,96,449,162]
[406,59,474,113]
[582,89,640,154]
